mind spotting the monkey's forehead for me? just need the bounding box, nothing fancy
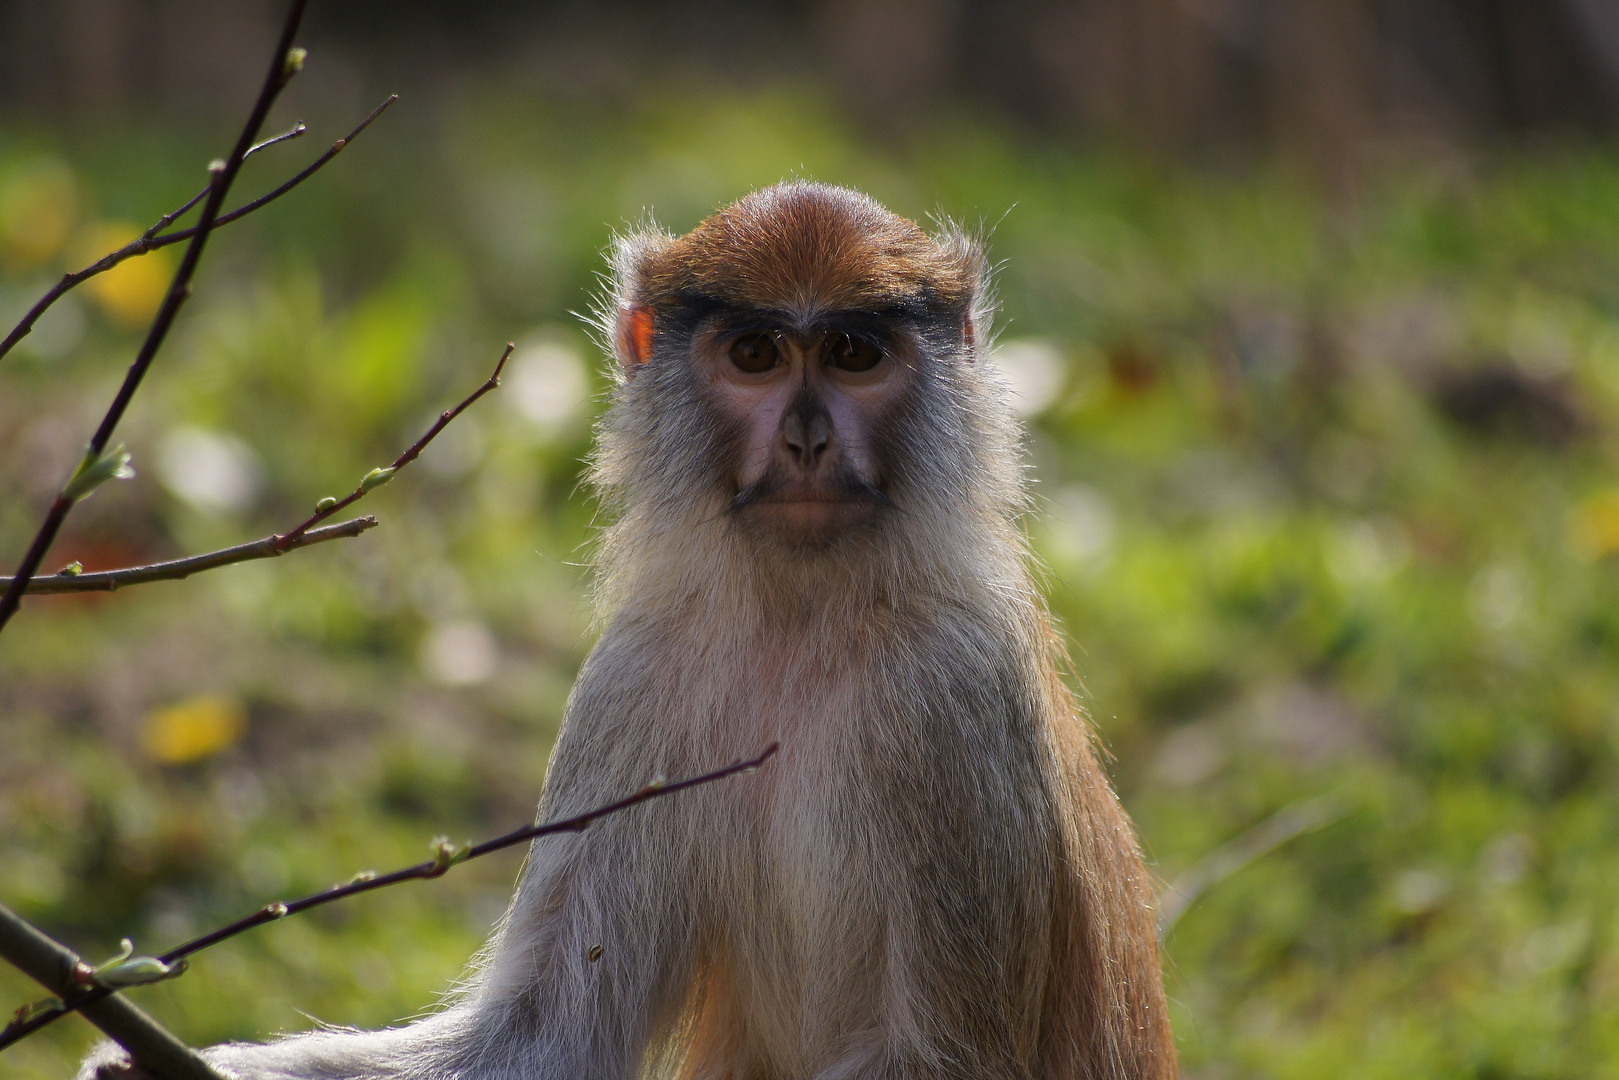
[638,182,978,317]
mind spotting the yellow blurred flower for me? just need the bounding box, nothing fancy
[1570,489,1619,559]
[142,694,246,764]
[74,221,174,329]
[0,158,78,266]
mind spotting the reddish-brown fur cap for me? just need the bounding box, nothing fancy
[636,182,978,316]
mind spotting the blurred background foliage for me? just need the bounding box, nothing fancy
[6,2,1619,1078]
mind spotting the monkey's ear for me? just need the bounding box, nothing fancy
[616,304,655,373]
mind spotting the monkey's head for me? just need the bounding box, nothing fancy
[594,183,1020,591]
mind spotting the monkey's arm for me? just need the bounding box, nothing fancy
[79,1007,474,1080]
[1038,695,1178,1080]
[78,678,702,1080]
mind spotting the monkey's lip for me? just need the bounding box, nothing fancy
[755,492,854,504]
[740,477,859,506]
[750,486,870,511]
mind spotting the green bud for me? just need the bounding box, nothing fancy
[57,561,83,577]
[207,158,227,175]
[96,956,187,989]
[91,939,187,989]
[283,47,307,77]
[63,445,134,503]
[360,467,395,492]
[429,836,471,875]
[315,496,338,513]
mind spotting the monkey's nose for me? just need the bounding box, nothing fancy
[781,408,833,470]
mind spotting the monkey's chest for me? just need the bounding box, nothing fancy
[727,682,1050,928]
[667,617,1052,923]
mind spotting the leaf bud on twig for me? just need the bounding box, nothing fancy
[315,496,338,512]
[283,47,308,79]
[62,445,134,503]
[360,467,395,492]
[428,836,471,876]
[90,939,188,989]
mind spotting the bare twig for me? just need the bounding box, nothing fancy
[0,516,375,595]
[269,341,514,553]
[0,96,396,366]
[0,744,780,1051]
[0,123,305,367]
[0,906,222,1080]
[149,96,397,255]
[137,123,309,243]
[1156,790,1352,940]
[0,0,314,637]
[1,337,512,600]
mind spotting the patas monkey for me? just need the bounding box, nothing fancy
[85,182,1174,1079]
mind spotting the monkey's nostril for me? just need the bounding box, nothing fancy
[783,432,830,466]
[782,396,834,468]
[806,415,832,463]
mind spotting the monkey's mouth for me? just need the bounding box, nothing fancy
[730,472,892,512]
[729,472,894,542]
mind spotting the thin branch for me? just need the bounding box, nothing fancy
[0,516,375,595]
[0,906,222,1080]
[244,123,312,160]
[0,0,309,638]
[0,95,395,366]
[0,123,306,368]
[1,337,511,600]
[138,123,309,244]
[1157,789,1352,940]
[0,744,780,1051]
[270,341,514,553]
[147,96,397,255]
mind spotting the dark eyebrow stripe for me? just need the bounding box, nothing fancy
[679,300,926,333]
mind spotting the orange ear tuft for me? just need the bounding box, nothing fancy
[618,305,655,371]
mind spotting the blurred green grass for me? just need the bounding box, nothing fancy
[6,85,1619,1078]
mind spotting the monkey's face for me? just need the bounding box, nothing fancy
[600,184,998,562]
[696,318,908,548]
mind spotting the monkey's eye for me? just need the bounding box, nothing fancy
[728,333,780,373]
[828,334,882,373]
